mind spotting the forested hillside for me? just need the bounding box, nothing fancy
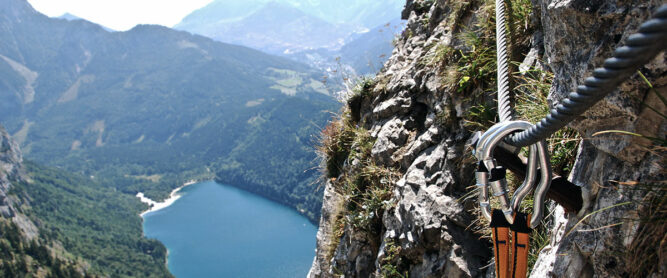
[2,124,166,277]
[0,0,337,222]
[14,161,172,277]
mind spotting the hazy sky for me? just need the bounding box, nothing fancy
[26,0,214,31]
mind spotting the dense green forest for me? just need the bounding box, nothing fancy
[41,93,336,222]
[10,162,171,278]
[0,219,91,278]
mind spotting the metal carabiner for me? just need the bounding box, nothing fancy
[474,122,509,160]
[507,138,551,228]
[475,120,553,228]
[474,122,514,221]
[527,139,552,228]
[474,162,492,221]
[478,121,534,224]
[509,141,539,217]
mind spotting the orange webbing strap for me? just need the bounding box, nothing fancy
[510,212,532,278]
[490,209,511,278]
[490,211,533,278]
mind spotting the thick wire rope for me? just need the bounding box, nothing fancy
[495,0,514,122]
[503,4,667,147]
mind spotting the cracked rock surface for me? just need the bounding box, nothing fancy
[0,125,38,239]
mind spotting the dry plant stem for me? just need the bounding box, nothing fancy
[564,201,632,238]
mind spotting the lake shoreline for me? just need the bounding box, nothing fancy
[212,177,320,225]
[136,180,199,217]
[142,181,317,277]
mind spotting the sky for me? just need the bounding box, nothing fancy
[26,0,214,31]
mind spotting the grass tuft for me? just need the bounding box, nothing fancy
[316,79,400,264]
[316,115,356,179]
[346,76,376,124]
[380,240,409,278]
[625,182,667,277]
[514,66,580,175]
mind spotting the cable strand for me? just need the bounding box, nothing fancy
[505,4,667,147]
[496,0,514,122]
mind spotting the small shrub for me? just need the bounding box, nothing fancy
[421,43,455,68]
[316,116,356,178]
[347,77,376,124]
[380,240,408,278]
[325,208,346,263]
[341,138,399,234]
[455,29,497,94]
[463,103,496,130]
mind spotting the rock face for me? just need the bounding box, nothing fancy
[0,124,38,239]
[0,125,21,218]
[309,0,665,277]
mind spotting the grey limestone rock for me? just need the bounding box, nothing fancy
[309,180,346,278]
[0,125,38,240]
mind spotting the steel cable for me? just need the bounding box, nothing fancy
[496,0,514,122]
[503,4,667,147]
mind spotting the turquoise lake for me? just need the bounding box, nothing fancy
[142,181,318,277]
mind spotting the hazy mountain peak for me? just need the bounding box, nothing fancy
[174,0,267,29]
[174,0,355,55]
[276,0,405,27]
[53,12,115,32]
[175,0,405,30]
[261,1,303,13]
[57,12,82,21]
[248,1,319,22]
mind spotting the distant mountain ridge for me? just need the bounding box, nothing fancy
[286,18,405,77]
[193,2,355,54]
[175,1,362,55]
[276,0,404,28]
[56,12,115,31]
[175,0,405,76]
[177,0,405,31]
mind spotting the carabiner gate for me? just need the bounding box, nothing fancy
[474,120,552,227]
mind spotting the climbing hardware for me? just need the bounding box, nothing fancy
[474,3,667,278]
[474,120,551,278]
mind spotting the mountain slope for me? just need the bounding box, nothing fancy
[0,0,337,222]
[177,1,355,55]
[16,161,172,277]
[337,19,404,75]
[1,125,118,277]
[176,0,405,31]
[174,0,406,77]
